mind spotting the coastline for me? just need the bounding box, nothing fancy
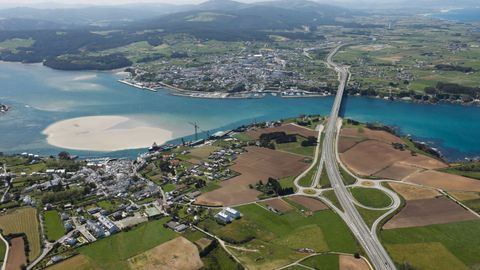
[42,115,173,152]
[119,75,479,105]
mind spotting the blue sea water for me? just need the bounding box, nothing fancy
[430,7,480,22]
[1,61,480,161]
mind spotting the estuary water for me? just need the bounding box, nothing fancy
[429,7,480,22]
[1,61,480,161]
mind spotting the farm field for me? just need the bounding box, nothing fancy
[381,220,480,270]
[128,236,203,270]
[76,218,177,270]
[260,198,294,213]
[287,195,328,212]
[195,146,309,206]
[201,244,242,269]
[388,182,439,201]
[350,187,391,208]
[383,196,478,229]
[449,191,480,213]
[0,207,41,261]
[338,127,446,178]
[45,255,93,270]
[44,210,65,242]
[300,254,339,269]
[5,237,27,270]
[404,170,480,192]
[200,203,359,270]
[274,136,315,157]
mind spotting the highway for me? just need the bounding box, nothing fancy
[322,44,396,270]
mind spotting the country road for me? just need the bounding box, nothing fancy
[322,43,396,270]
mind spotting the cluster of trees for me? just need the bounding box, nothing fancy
[252,177,294,196]
[410,140,441,158]
[260,132,297,145]
[449,161,480,172]
[366,123,397,135]
[41,186,92,204]
[44,53,132,71]
[0,29,162,64]
[434,64,474,73]
[429,82,479,97]
[301,136,317,147]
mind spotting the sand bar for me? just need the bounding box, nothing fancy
[42,115,173,151]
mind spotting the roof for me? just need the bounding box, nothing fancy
[145,207,161,217]
[225,207,239,215]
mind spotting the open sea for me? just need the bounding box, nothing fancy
[1,61,480,161]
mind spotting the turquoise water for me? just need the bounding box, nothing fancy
[430,8,480,22]
[1,61,480,161]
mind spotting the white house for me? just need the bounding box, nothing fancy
[224,207,241,219]
[215,211,232,224]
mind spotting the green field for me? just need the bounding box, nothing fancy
[298,165,317,187]
[339,166,356,185]
[279,175,297,191]
[350,187,391,208]
[275,136,315,157]
[44,210,65,242]
[233,132,254,142]
[78,218,177,269]
[318,167,331,188]
[0,38,35,51]
[0,238,6,264]
[201,203,358,269]
[0,207,41,260]
[162,183,176,192]
[202,244,243,270]
[356,207,388,228]
[322,190,342,211]
[300,254,339,270]
[381,220,480,270]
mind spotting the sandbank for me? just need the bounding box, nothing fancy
[42,115,173,151]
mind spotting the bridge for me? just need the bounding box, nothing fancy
[322,44,396,270]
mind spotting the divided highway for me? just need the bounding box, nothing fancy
[322,44,396,270]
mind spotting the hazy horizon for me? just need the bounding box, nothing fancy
[0,0,423,9]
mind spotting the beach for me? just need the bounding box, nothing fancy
[42,115,173,151]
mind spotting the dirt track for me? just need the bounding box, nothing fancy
[383,196,478,229]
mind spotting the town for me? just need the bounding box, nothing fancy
[122,41,339,98]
